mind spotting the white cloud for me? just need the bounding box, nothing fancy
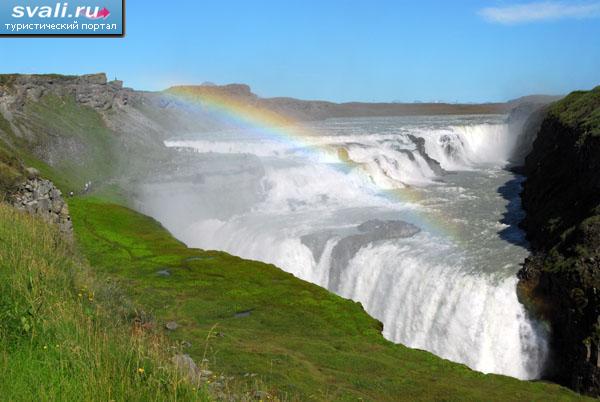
[479,1,600,24]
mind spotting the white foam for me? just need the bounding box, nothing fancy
[338,238,548,379]
[421,123,517,170]
[148,116,550,380]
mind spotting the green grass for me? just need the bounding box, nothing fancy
[0,91,123,193]
[548,86,600,138]
[0,143,25,195]
[0,92,116,193]
[3,92,172,196]
[0,204,210,401]
[68,196,588,401]
[18,94,118,191]
[0,115,26,195]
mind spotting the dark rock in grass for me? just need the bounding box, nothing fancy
[165,321,179,331]
[156,269,171,277]
[234,309,253,318]
[252,390,270,400]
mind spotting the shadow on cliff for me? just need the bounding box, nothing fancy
[496,170,530,249]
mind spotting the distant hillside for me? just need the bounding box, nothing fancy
[507,94,564,105]
[166,83,528,120]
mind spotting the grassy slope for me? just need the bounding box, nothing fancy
[20,95,118,191]
[68,196,585,401]
[547,86,600,139]
[0,93,120,193]
[0,204,208,401]
[0,113,27,195]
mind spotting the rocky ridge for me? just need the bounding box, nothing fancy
[0,73,135,112]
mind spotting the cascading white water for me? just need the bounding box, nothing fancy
[141,114,549,380]
[422,123,520,169]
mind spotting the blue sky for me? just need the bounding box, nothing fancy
[0,0,599,102]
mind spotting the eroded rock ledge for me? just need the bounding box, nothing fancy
[0,73,135,111]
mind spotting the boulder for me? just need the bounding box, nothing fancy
[171,354,201,385]
[25,167,39,179]
[165,321,179,331]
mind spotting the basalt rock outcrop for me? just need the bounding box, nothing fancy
[517,86,600,396]
[9,169,72,235]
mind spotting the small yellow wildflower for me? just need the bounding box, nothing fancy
[137,367,145,374]
[77,293,83,298]
[43,345,48,350]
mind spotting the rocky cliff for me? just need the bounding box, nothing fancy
[517,86,600,396]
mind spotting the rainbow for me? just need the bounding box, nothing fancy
[164,86,460,239]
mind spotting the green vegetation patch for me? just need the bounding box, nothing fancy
[0,204,208,401]
[17,94,118,191]
[0,143,25,195]
[69,196,586,401]
[0,115,25,195]
[549,86,600,138]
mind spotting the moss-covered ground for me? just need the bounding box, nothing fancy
[547,85,600,139]
[68,196,586,401]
